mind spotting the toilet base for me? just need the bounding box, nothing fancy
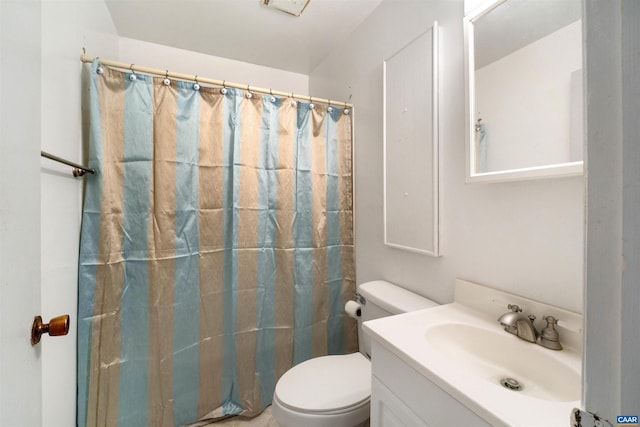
[271,393,370,427]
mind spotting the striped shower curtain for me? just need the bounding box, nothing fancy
[78,60,356,427]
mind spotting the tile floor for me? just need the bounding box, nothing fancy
[189,406,370,427]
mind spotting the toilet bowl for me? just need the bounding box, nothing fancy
[272,353,370,427]
[271,280,438,427]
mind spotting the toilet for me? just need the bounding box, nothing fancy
[272,280,438,427]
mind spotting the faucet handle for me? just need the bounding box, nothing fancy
[538,315,562,350]
[507,304,522,313]
[528,314,536,323]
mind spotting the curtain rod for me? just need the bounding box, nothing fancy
[80,54,353,109]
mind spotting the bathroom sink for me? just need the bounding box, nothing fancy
[363,279,584,426]
[424,323,580,402]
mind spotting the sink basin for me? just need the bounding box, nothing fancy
[425,323,580,402]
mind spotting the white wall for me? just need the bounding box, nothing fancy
[118,37,309,95]
[309,0,584,314]
[475,20,582,172]
[40,1,119,426]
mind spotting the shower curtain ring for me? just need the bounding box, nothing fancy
[129,64,137,81]
[246,85,253,99]
[95,57,104,75]
[221,80,227,95]
[193,75,201,91]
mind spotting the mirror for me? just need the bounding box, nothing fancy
[465,0,584,183]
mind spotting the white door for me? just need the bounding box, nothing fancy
[1,1,44,425]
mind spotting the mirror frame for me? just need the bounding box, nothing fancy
[464,0,584,183]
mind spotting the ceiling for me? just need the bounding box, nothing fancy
[105,0,384,75]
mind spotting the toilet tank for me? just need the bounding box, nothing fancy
[357,280,438,358]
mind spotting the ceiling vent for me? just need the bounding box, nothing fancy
[262,0,311,17]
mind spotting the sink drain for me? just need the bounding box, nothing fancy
[500,377,523,391]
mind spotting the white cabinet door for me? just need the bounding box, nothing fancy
[372,378,430,427]
[0,2,44,425]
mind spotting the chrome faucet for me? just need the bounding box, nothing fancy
[497,304,538,343]
[497,304,562,350]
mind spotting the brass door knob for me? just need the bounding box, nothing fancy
[31,314,70,345]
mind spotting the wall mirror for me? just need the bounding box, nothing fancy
[383,22,440,256]
[465,0,583,183]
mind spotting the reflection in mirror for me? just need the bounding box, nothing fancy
[466,0,583,181]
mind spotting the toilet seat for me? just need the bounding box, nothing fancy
[274,352,371,414]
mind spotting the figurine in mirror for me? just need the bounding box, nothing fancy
[466,0,583,181]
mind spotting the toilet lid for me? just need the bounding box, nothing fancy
[275,353,371,413]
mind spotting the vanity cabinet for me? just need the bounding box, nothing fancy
[370,342,489,427]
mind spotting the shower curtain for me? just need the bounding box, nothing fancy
[78,60,356,427]
[475,120,487,173]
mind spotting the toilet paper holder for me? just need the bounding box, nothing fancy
[345,294,365,319]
